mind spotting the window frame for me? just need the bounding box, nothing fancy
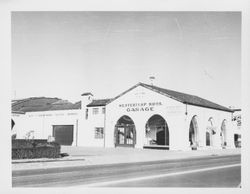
[94,127,104,139]
[85,108,88,119]
[92,107,99,115]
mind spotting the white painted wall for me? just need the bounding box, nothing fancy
[12,110,80,146]
[105,85,186,150]
[77,106,105,147]
[12,85,236,150]
[105,85,235,150]
[182,104,234,149]
[12,113,29,138]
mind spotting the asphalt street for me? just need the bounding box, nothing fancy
[12,154,241,187]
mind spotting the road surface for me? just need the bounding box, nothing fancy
[12,154,241,187]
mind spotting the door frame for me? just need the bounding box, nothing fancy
[115,124,136,147]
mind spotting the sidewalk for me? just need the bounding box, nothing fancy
[12,146,241,171]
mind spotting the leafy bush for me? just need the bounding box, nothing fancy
[12,139,61,159]
[12,139,47,149]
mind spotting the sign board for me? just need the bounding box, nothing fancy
[119,102,162,112]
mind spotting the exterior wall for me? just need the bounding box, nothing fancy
[12,113,28,138]
[77,106,105,147]
[105,85,186,150]
[184,104,234,149]
[12,110,80,146]
[105,85,235,150]
[11,85,236,150]
[77,93,106,147]
[12,107,106,147]
[232,111,241,147]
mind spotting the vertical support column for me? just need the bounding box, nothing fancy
[198,117,206,149]
[226,121,236,148]
[75,119,78,146]
[212,126,222,149]
[184,117,192,150]
[103,119,114,148]
[134,119,145,149]
[169,116,190,151]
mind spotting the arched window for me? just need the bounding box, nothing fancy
[206,131,211,146]
[189,116,199,148]
[114,115,136,147]
[206,117,215,146]
[145,114,169,148]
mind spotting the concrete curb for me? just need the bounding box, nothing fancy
[12,157,85,164]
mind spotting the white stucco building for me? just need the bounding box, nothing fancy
[12,82,238,150]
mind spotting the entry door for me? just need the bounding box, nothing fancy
[115,125,135,147]
[156,126,169,145]
[53,125,74,145]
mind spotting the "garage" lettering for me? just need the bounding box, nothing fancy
[126,107,154,112]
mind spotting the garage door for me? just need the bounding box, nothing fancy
[53,125,74,145]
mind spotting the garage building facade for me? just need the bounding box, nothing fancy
[12,82,237,150]
[103,83,235,150]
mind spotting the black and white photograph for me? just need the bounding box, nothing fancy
[10,10,243,188]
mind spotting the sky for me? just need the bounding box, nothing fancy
[11,11,241,108]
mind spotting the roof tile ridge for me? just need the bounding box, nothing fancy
[92,98,112,101]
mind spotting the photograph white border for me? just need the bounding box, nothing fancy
[0,0,249,193]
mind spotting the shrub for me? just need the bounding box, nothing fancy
[12,139,48,149]
[12,139,61,159]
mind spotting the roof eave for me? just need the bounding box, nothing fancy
[184,102,233,113]
[106,83,141,105]
[140,83,185,104]
[12,110,25,114]
[87,104,106,107]
[106,82,186,106]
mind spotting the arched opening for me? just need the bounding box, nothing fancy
[114,115,136,147]
[144,114,169,149]
[206,131,210,146]
[206,117,216,146]
[189,116,199,149]
[221,119,227,147]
